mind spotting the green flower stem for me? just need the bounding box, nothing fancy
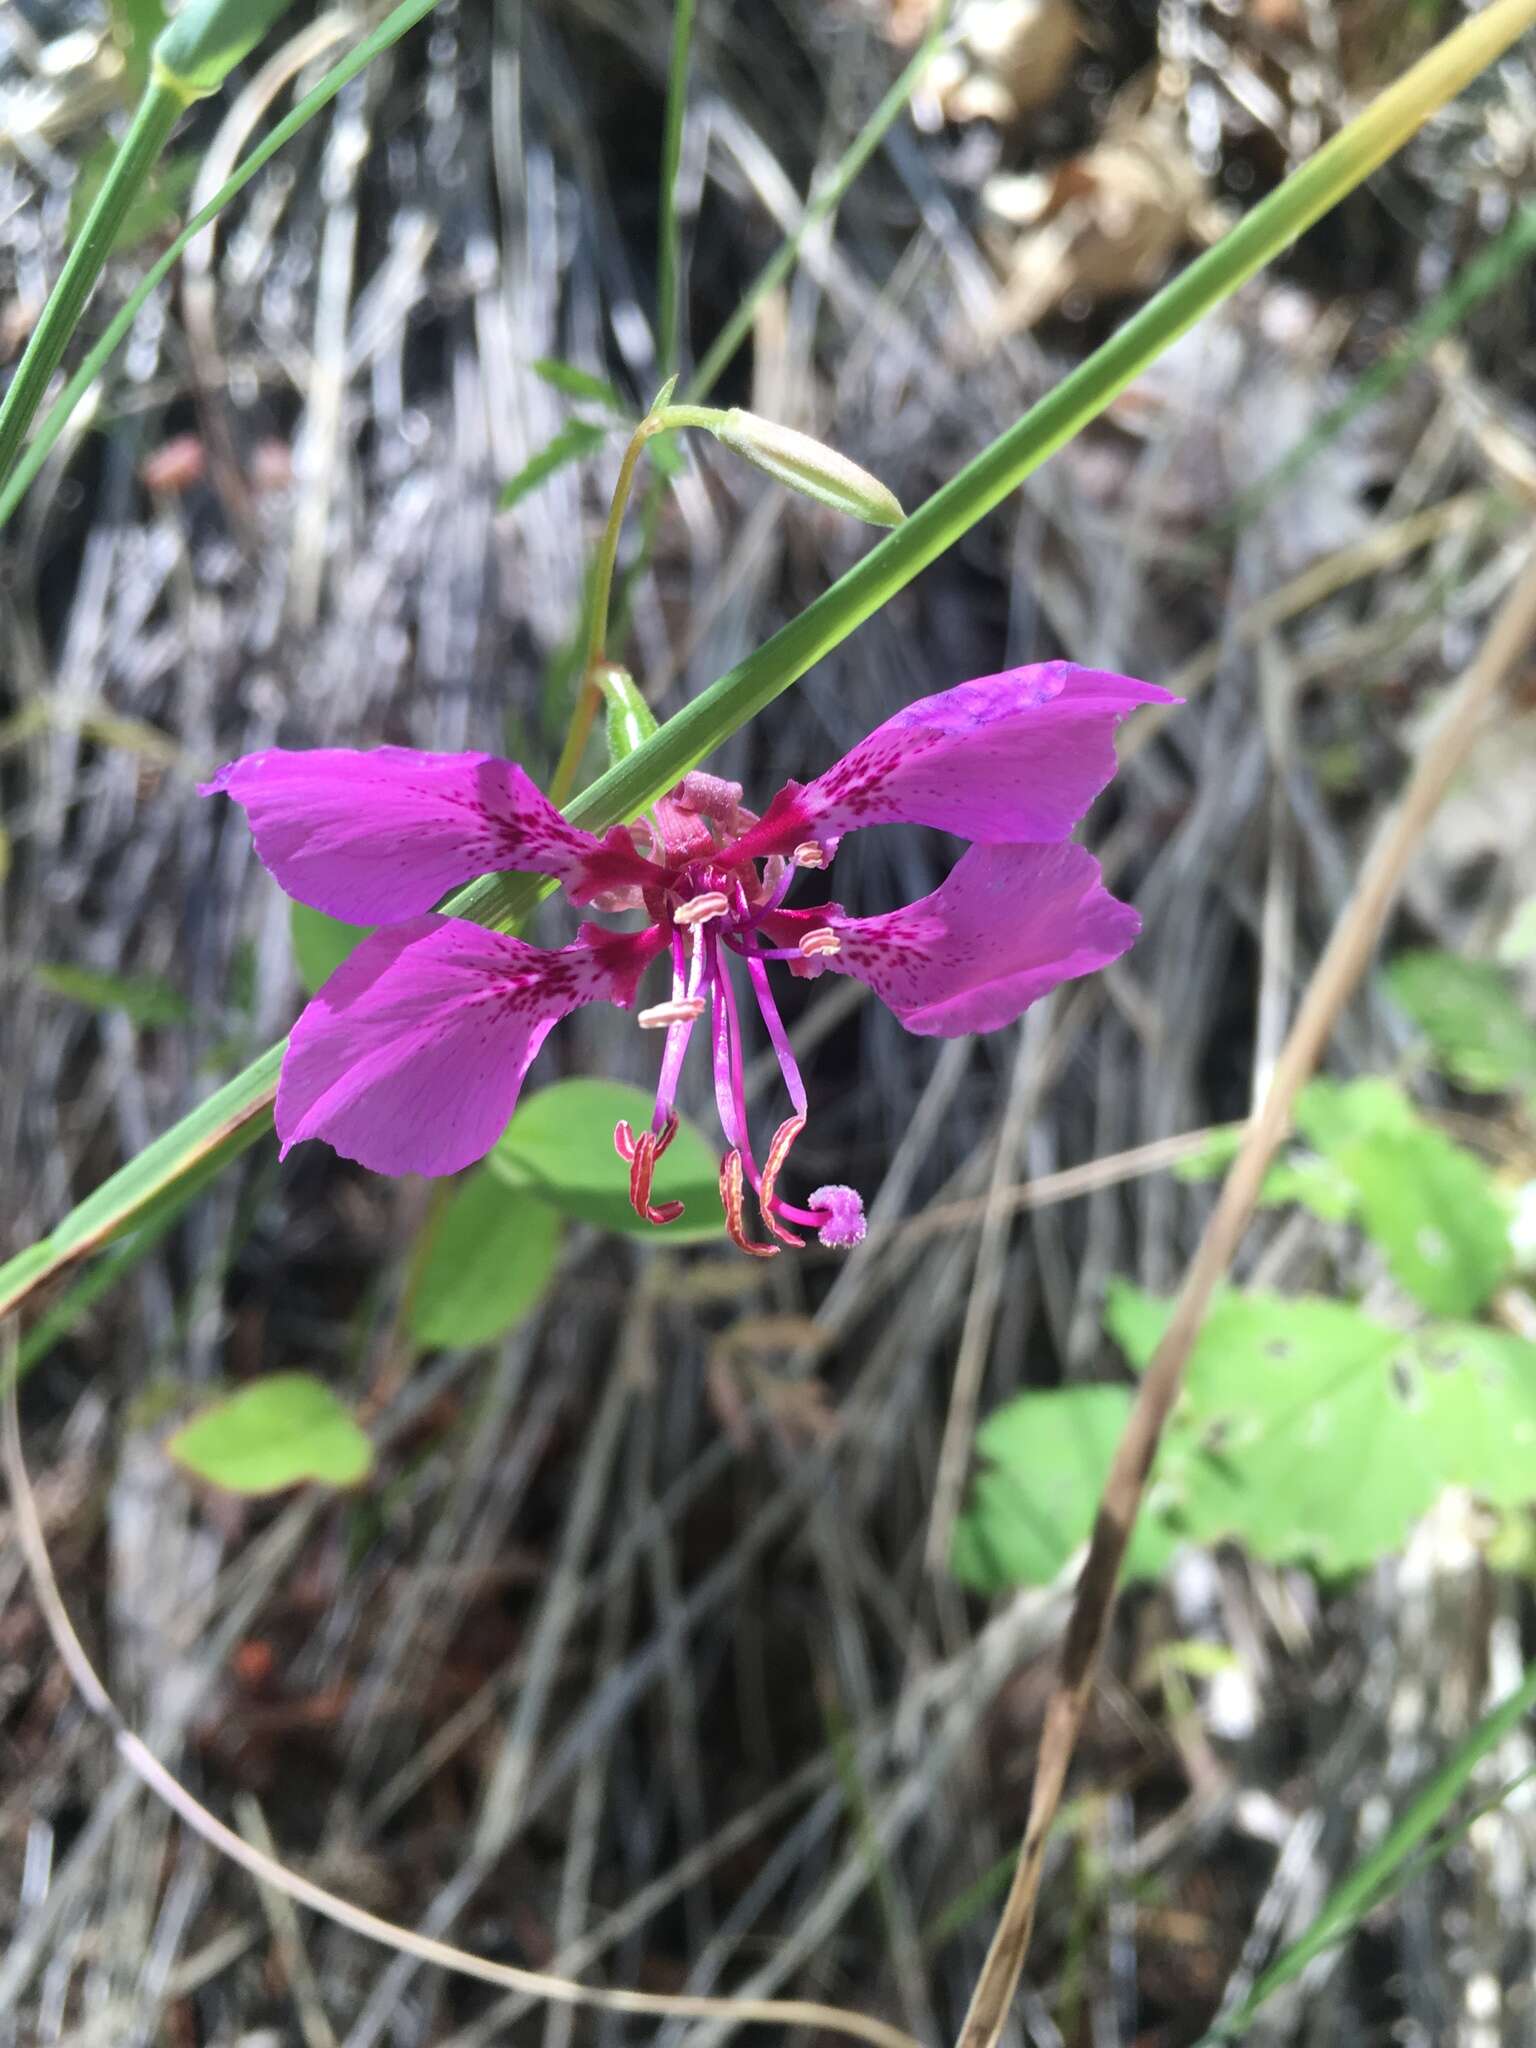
[547,403,725,806]
[3,0,1532,1327]
[655,0,699,375]
[0,78,190,490]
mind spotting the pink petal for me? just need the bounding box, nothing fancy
[276,915,666,1176]
[202,746,661,924]
[725,664,1177,863]
[819,842,1140,1036]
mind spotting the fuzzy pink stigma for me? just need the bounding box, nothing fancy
[791,841,827,869]
[637,996,707,1030]
[809,1185,866,1248]
[720,1149,778,1258]
[673,890,731,927]
[798,926,840,960]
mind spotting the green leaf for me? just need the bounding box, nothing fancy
[1293,1074,1418,1148]
[1335,1124,1509,1314]
[1110,1287,1439,1575]
[167,1372,372,1494]
[951,1385,1183,1593]
[1385,949,1536,1095]
[530,357,628,413]
[498,420,611,511]
[1498,897,1536,965]
[69,143,197,254]
[409,1170,562,1348]
[34,962,191,1026]
[491,1078,724,1241]
[290,901,373,994]
[1401,1324,1536,1508]
[1259,1153,1359,1223]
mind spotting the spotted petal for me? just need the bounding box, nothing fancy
[202,746,661,924]
[814,841,1139,1036]
[725,664,1176,865]
[277,915,666,1176]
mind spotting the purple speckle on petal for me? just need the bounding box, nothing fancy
[811,1185,866,1249]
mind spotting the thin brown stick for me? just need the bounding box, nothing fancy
[955,544,1536,2048]
[0,1340,919,2048]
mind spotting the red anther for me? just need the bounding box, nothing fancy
[719,1149,778,1258]
[626,1114,684,1220]
[757,1115,808,1247]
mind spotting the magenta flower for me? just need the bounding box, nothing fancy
[203,662,1174,1254]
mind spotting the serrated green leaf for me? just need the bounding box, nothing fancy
[1402,1324,1536,1508]
[491,1078,724,1241]
[1294,1074,1418,1149]
[409,1170,561,1348]
[498,419,611,511]
[1260,1154,1359,1222]
[35,962,191,1026]
[1335,1125,1509,1314]
[1103,1287,1444,1574]
[1385,949,1536,1095]
[951,1385,1183,1592]
[167,1372,372,1495]
[530,357,628,413]
[290,901,373,994]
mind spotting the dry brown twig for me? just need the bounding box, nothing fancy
[0,1333,919,2048]
[954,542,1536,2048]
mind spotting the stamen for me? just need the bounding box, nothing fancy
[757,1115,808,1248]
[792,841,827,870]
[627,1116,686,1226]
[798,926,841,960]
[674,890,731,927]
[614,1116,678,1164]
[637,996,707,1030]
[719,1149,778,1258]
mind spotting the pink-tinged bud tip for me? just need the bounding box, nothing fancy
[810,1185,866,1249]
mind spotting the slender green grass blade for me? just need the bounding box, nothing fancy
[1196,1658,1536,2042]
[656,0,698,375]
[0,81,186,490]
[0,1044,283,1320]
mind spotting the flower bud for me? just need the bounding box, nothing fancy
[711,410,904,527]
[595,664,658,765]
[154,0,300,96]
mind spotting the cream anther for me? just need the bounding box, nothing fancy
[792,842,827,869]
[673,890,731,926]
[637,997,707,1030]
[798,927,841,959]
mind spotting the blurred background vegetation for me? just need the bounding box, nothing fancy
[5,1,1536,2042]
